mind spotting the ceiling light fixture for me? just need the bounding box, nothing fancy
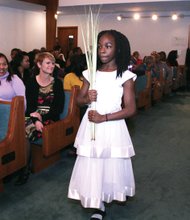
[172,14,178,20]
[152,14,158,20]
[133,13,140,20]
[116,13,189,21]
[117,15,122,21]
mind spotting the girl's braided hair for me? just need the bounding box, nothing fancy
[97,30,131,77]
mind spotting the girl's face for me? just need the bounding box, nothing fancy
[38,57,55,75]
[0,56,8,76]
[21,55,30,69]
[98,33,116,65]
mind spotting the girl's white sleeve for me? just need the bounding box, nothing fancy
[82,69,90,83]
[121,70,137,85]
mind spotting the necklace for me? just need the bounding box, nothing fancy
[36,75,53,87]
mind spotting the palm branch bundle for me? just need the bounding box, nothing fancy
[81,6,101,140]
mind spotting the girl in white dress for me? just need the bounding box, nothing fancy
[68,30,137,220]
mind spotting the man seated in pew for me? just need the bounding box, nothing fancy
[0,53,25,103]
[15,52,64,185]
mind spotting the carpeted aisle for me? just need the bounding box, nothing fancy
[0,92,190,220]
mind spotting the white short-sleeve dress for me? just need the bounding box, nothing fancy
[68,69,136,209]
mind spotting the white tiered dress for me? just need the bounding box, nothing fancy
[68,69,136,209]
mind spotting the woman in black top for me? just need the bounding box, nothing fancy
[15,52,64,185]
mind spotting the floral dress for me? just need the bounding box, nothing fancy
[25,81,54,142]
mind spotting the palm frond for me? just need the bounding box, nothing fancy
[81,5,101,140]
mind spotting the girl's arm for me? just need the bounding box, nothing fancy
[76,77,97,106]
[117,78,137,119]
[88,79,136,123]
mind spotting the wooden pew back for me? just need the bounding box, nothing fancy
[0,96,26,191]
[31,86,80,173]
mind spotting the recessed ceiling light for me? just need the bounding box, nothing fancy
[133,13,140,20]
[172,14,178,20]
[117,15,122,21]
[152,14,158,20]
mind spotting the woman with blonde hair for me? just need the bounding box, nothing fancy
[15,52,64,185]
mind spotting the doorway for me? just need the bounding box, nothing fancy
[57,26,78,59]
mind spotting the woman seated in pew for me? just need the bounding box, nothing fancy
[11,51,31,85]
[64,53,87,120]
[64,54,87,157]
[15,52,64,185]
[63,54,86,90]
[0,53,26,104]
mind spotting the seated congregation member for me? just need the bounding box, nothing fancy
[64,54,86,90]
[52,45,66,69]
[28,49,40,70]
[9,48,21,69]
[151,51,163,81]
[166,50,179,80]
[11,51,31,85]
[30,51,65,80]
[64,47,83,74]
[64,54,87,157]
[0,53,25,103]
[130,51,143,72]
[166,50,179,92]
[166,50,179,67]
[159,51,172,81]
[15,52,64,185]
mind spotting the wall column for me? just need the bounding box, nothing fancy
[46,0,58,50]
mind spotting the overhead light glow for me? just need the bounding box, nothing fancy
[152,14,158,20]
[133,13,140,20]
[117,15,122,21]
[54,13,58,20]
[172,14,178,20]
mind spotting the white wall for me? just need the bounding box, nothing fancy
[57,13,190,65]
[1,5,188,64]
[59,0,179,7]
[0,6,46,60]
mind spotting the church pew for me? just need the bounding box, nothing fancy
[31,86,80,173]
[135,71,152,109]
[0,96,26,191]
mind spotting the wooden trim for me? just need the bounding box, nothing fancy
[18,0,46,6]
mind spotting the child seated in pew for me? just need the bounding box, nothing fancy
[15,52,64,185]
